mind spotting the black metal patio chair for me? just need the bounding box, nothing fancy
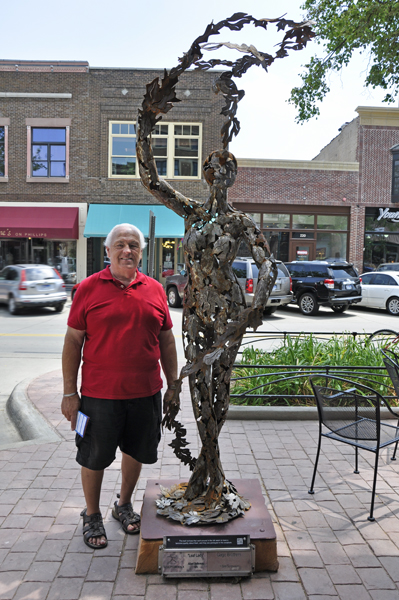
[381,348,399,461]
[308,374,399,521]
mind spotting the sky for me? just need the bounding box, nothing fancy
[1,0,396,160]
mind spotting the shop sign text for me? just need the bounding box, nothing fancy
[0,230,47,238]
[377,208,399,223]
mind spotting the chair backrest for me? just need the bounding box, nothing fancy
[382,349,399,397]
[309,375,380,441]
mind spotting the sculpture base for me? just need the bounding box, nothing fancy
[135,479,278,575]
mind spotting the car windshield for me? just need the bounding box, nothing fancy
[329,266,358,278]
[378,264,399,271]
[25,267,58,281]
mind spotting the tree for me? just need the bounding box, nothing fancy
[290,0,399,122]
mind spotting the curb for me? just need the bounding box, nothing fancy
[227,405,319,420]
[6,378,62,445]
[227,405,397,421]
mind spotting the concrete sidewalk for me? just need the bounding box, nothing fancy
[1,372,399,600]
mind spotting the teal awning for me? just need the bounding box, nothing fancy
[84,204,185,238]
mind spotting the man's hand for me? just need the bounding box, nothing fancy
[61,394,81,431]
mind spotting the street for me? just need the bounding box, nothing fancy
[1,299,398,445]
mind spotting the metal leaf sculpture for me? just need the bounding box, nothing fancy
[137,13,314,523]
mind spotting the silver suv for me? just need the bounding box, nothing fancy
[165,258,292,315]
[0,264,67,315]
[233,257,292,314]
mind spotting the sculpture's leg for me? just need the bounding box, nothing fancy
[184,340,243,507]
[184,365,225,506]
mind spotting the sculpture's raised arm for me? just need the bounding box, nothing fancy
[136,86,206,221]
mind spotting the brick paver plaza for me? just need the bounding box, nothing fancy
[1,369,399,599]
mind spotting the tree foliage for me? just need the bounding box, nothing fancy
[290,0,399,122]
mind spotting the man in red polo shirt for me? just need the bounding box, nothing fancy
[61,223,178,549]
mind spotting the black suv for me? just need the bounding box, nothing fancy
[285,261,362,315]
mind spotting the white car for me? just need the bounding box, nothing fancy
[359,271,399,315]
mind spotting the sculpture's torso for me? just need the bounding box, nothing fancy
[182,209,248,346]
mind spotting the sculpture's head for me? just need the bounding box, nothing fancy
[203,150,237,190]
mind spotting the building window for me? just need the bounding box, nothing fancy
[0,127,4,176]
[108,121,201,179]
[26,118,70,182]
[31,128,66,177]
[0,121,9,181]
[292,214,315,230]
[392,147,399,204]
[110,122,137,176]
[173,124,199,177]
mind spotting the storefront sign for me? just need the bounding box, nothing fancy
[376,208,399,223]
[0,230,48,238]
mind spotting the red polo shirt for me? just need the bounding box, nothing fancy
[68,267,173,399]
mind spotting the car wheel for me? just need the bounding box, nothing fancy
[386,297,399,316]
[54,303,64,313]
[167,286,181,308]
[8,296,19,315]
[298,293,319,316]
[264,307,278,316]
[332,305,347,313]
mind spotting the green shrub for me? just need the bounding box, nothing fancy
[231,334,395,406]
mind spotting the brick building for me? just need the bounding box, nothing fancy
[0,59,225,283]
[2,62,398,280]
[229,106,399,273]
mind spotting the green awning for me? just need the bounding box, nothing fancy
[84,204,185,238]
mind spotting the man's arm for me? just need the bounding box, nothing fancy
[159,328,179,416]
[61,326,85,430]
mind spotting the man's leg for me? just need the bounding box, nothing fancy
[81,466,106,546]
[118,452,142,532]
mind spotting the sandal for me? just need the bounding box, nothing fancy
[80,508,108,549]
[112,501,141,535]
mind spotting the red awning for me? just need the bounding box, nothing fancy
[0,206,79,240]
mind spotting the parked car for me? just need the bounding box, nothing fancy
[285,260,362,316]
[376,263,399,273]
[359,271,399,315]
[162,263,184,278]
[71,282,80,301]
[0,264,67,314]
[165,258,293,314]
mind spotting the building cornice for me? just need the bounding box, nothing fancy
[356,106,399,127]
[0,60,89,73]
[237,158,359,172]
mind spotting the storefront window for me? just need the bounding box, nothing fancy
[246,213,261,227]
[293,215,314,230]
[263,214,289,229]
[161,238,176,277]
[263,231,289,262]
[316,232,347,261]
[317,215,348,230]
[0,239,77,282]
[364,234,399,271]
[364,208,399,270]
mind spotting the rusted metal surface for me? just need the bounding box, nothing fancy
[137,14,314,517]
[141,479,276,539]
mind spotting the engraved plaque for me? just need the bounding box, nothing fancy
[165,535,250,549]
[208,550,253,573]
[159,542,255,578]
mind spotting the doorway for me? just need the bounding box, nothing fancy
[159,238,177,286]
[290,241,316,261]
